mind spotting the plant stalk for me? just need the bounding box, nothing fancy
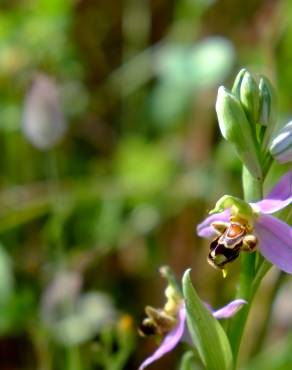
[227,166,264,367]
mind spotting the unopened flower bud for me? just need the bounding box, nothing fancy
[216,87,262,179]
[269,121,292,163]
[231,68,246,98]
[258,77,278,149]
[239,71,260,124]
[258,77,276,126]
[23,73,67,150]
[232,69,260,124]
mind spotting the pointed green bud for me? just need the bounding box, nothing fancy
[209,195,256,225]
[231,68,247,98]
[216,87,263,179]
[258,77,277,127]
[259,77,278,150]
[269,121,292,163]
[239,71,260,124]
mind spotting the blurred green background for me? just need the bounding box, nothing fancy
[0,0,291,369]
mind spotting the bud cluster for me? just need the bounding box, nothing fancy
[215,69,286,179]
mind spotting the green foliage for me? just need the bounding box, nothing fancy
[182,270,233,370]
[179,351,202,370]
[0,0,290,369]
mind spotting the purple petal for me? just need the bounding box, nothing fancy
[197,209,230,239]
[252,171,292,214]
[139,304,186,370]
[255,214,292,274]
[212,299,247,319]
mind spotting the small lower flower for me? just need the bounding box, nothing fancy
[138,268,246,370]
[197,171,292,273]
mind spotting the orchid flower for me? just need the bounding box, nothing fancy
[139,299,246,370]
[197,171,292,273]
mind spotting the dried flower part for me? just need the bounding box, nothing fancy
[138,269,183,338]
[23,73,67,150]
[139,306,177,337]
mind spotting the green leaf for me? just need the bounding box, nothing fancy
[179,351,202,370]
[182,270,233,370]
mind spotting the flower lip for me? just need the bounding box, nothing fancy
[197,171,292,273]
[208,238,241,269]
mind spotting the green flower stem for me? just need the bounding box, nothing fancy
[66,346,83,370]
[227,167,264,366]
[250,271,285,357]
[241,167,263,202]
